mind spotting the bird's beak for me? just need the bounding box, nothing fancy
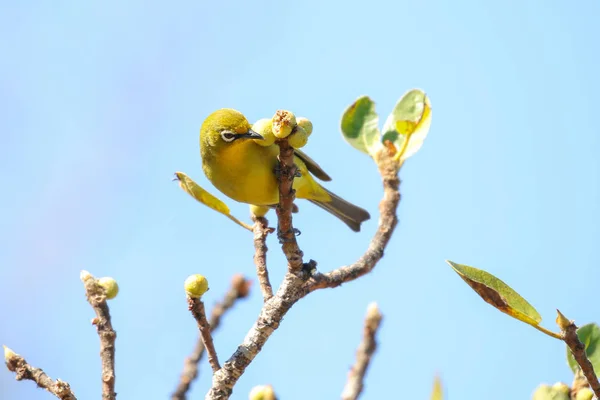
[241,129,264,140]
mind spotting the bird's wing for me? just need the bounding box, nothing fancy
[293,149,332,182]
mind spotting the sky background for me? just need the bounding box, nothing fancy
[1,1,599,399]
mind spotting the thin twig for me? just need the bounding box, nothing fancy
[341,303,383,400]
[172,275,251,400]
[4,346,77,400]
[81,271,117,400]
[558,311,600,398]
[275,135,304,272]
[206,145,402,399]
[305,151,400,293]
[252,216,274,301]
[189,297,221,373]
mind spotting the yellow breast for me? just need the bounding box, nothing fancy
[203,140,331,205]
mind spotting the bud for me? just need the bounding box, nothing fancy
[249,384,277,400]
[250,204,270,217]
[98,277,119,299]
[556,309,571,331]
[272,110,297,139]
[3,345,16,362]
[185,274,209,298]
[532,384,570,400]
[552,382,570,395]
[296,117,313,136]
[575,388,593,400]
[288,126,309,148]
[252,119,276,147]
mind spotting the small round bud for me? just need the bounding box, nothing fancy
[249,384,277,400]
[272,110,297,139]
[296,117,313,136]
[250,204,270,217]
[98,277,119,299]
[288,126,309,148]
[231,274,252,298]
[552,382,570,395]
[185,274,209,298]
[252,119,276,147]
[575,388,593,400]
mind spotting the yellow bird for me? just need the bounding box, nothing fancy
[200,109,370,231]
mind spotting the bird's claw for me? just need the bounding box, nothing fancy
[277,228,301,243]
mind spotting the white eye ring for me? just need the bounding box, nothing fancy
[221,131,236,142]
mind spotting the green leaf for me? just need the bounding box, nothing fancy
[430,376,443,400]
[174,171,252,231]
[381,89,432,162]
[447,260,542,326]
[340,96,383,156]
[567,323,600,374]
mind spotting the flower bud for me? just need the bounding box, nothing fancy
[98,277,119,299]
[185,274,209,298]
[575,388,593,400]
[288,126,309,148]
[272,110,297,139]
[296,117,313,136]
[249,384,277,400]
[252,119,276,147]
[250,204,270,217]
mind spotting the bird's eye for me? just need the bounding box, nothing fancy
[221,131,236,142]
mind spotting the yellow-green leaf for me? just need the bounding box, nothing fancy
[430,376,443,400]
[447,260,542,326]
[381,89,432,163]
[340,96,383,156]
[174,172,252,231]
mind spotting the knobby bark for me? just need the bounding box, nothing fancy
[341,303,383,400]
[4,348,77,400]
[172,274,251,400]
[206,143,402,399]
[81,272,117,400]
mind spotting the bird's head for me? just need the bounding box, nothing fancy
[200,109,264,154]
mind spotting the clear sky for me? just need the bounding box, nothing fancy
[1,1,599,399]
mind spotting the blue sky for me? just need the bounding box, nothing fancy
[1,1,599,399]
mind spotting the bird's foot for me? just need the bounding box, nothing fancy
[277,228,301,243]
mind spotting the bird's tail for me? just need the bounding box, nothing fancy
[309,188,370,232]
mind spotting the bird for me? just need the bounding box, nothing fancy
[199,108,370,231]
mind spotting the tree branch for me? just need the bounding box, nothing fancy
[80,271,116,400]
[206,145,402,399]
[172,275,251,400]
[188,297,221,373]
[252,216,274,301]
[275,135,304,272]
[4,346,77,400]
[341,303,383,400]
[560,316,600,398]
[305,151,400,293]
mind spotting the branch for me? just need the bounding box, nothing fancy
[557,310,600,398]
[306,151,400,293]
[275,130,304,273]
[80,271,116,400]
[172,275,251,400]
[252,216,274,301]
[4,346,77,400]
[206,144,402,399]
[188,297,221,373]
[341,303,383,400]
